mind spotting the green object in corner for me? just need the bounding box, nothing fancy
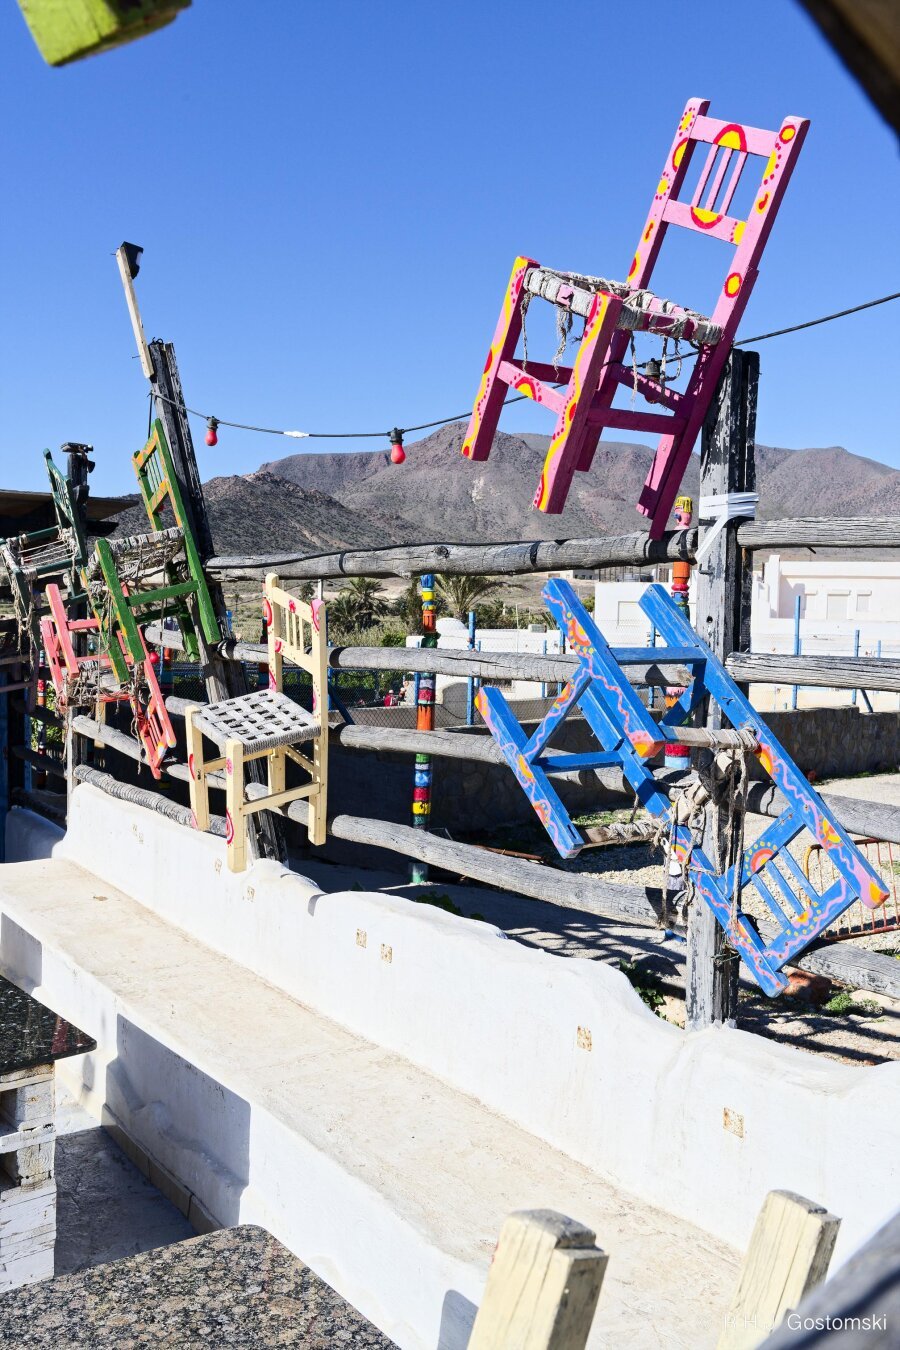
[17,0,191,67]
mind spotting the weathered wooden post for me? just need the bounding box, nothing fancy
[686,349,758,1030]
[719,1190,839,1350]
[114,243,283,861]
[468,1209,607,1350]
[63,443,95,807]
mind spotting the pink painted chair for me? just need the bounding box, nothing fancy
[40,582,176,779]
[461,99,808,536]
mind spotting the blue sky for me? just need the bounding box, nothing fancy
[1,0,898,496]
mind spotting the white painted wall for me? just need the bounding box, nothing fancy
[5,790,898,1274]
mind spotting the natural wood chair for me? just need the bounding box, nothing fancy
[185,573,328,871]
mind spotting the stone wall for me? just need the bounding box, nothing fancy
[764,707,900,781]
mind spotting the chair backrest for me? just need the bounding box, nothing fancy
[132,419,221,645]
[44,450,89,571]
[264,573,327,715]
[627,98,808,344]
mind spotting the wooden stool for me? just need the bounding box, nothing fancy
[185,574,328,871]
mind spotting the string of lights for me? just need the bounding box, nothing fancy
[150,289,900,455]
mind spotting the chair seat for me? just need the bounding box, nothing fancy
[1,531,76,579]
[86,526,185,581]
[193,688,322,753]
[523,267,722,345]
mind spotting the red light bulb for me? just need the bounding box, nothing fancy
[388,426,405,464]
[205,417,219,447]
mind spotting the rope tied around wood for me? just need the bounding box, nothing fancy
[522,267,723,340]
[657,728,758,931]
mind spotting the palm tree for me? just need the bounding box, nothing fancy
[435,573,499,623]
[336,577,389,630]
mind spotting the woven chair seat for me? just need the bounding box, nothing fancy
[193,688,322,753]
[524,267,722,345]
[86,526,185,583]
[2,531,77,578]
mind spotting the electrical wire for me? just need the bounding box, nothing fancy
[150,289,900,445]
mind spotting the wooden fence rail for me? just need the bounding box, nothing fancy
[728,652,900,693]
[205,532,695,581]
[202,516,900,582]
[145,625,900,693]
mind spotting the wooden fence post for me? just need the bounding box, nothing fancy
[687,349,758,1030]
[147,338,285,865]
[719,1190,840,1349]
[64,444,94,801]
[468,1210,607,1350]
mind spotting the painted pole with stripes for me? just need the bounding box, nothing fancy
[410,574,437,883]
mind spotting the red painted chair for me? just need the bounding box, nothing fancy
[40,583,176,779]
[461,99,807,536]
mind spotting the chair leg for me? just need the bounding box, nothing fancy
[225,737,246,872]
[533,292,623,514]
[268,746,285,797]
[461,255,536,463]
[184,708,209,831]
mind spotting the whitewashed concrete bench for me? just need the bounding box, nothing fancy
[3,787,900,1347]
[0,976,94,1289]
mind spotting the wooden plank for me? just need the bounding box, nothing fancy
[758,1206,900,1348]
[737,516,900,551]
[205,517,900,584]
[727,652,900,693]
[687,350,757,1030]
[719,1190,840,1350]
[468,1210,607,1350]
[205,531,697,582]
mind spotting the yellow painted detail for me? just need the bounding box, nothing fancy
[732,220,745,243]
[692,207,719,224]
[673,140,686,169]
[412,801,431,816]
[718,129,743,150]
[780,125,796,141]
[657,176,668,195]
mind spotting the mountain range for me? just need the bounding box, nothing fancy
[110,424,900,555]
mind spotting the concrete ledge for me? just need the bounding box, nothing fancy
[9,790,899,1270]
[0,847,741,1348]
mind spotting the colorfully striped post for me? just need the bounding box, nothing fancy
[410,574,437,883]
[466,610,477,726]
[663,495,693,772]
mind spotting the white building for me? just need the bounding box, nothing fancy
[591,557,900,712]
[402,559,900,718]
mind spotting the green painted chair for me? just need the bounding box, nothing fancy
[0,449,88,655]
[80,420,219,683]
